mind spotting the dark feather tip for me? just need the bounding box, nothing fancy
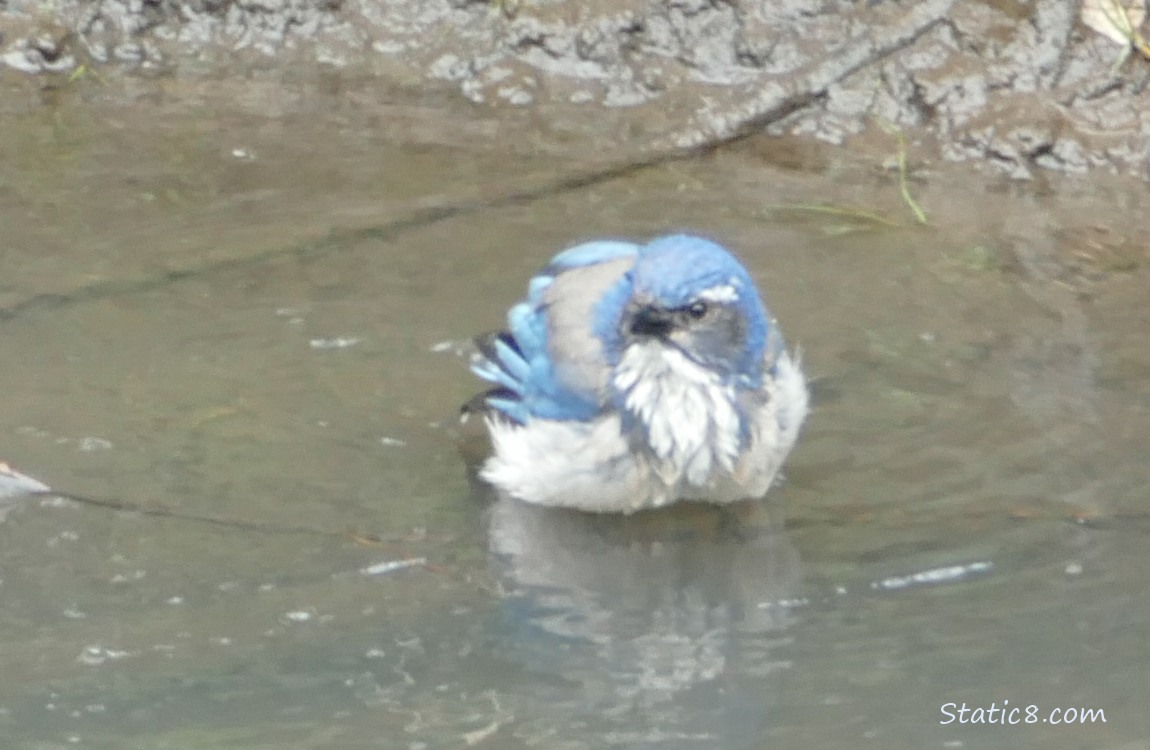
[473,331,520,365]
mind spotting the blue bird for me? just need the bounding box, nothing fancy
[467,234,808,513]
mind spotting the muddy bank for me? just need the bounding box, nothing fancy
[2,0,1150,179]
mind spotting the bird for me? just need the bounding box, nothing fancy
[466,233,808,513]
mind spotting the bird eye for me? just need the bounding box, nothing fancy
[686,301,709,320]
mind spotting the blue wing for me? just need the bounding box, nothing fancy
[471,240,639,424]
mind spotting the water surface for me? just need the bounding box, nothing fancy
[0,80,1147,749]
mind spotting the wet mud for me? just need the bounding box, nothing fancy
[4,0,1150,179]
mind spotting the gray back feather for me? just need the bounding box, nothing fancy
[542,255,635,404]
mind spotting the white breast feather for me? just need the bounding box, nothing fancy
[482,413,657,512]
[480,344,808,513]
[614,343,742,487]
[732,350,808,497]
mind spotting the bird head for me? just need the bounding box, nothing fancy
[596,235,771,389]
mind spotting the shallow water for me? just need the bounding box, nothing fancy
[1,79,1149,749]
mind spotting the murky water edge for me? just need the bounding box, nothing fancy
[0,81,1148,748]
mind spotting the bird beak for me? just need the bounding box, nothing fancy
[628,306,676,339]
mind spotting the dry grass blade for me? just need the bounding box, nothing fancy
[876,120,929,225]
[763,202,905,231]
[1081,0,1150,60]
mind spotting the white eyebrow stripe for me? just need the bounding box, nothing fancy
[698,284,739,303]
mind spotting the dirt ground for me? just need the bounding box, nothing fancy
[2,0,1150,180]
